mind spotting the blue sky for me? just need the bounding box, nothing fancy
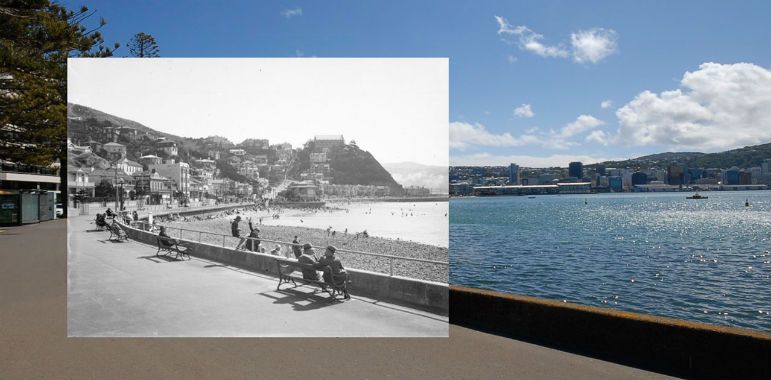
[73,0,771,167]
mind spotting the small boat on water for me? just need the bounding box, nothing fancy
[686,193,708,200]
[527,196,536,199]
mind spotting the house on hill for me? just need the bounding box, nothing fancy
[313,135,344,150]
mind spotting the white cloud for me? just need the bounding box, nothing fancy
[507,55,518,63]
[586,130,609,145]
[570,28,618,64]
[450,152,622,168]
[282,7,302,19]
[601,99,613,109]
[514,103,534,118]
[495,16,569,58]
[450,121,540,151]
[556,114,604,138]
[615,62,771,151]
[295,49,304,57]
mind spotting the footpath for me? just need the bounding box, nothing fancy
[0,218,676,379]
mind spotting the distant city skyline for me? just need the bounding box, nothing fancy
[69,1,770,168]
[68,58,448,167]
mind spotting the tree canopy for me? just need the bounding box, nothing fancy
[0,0,117,166]
[127,32,159,57]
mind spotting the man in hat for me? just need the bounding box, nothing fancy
[297,243,321,280]
[231,215,246,250]
[316,245,351,299]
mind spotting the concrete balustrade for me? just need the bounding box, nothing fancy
[121,221,448,314]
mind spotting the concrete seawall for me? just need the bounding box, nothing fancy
[122,222,448,315]
[450,285,770,379]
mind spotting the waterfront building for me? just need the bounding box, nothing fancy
[596,164,606,176]
[568,162,583,179]
[556,182,592,194]
[148,161,191,198]
[133,171,173,203]
[631,172,648,186]
[229,148,246,156]
[609,176,623,191]
[722,167,740,185]
[667,163,687,186]
[508,163,520,185]
[67,167,96,202]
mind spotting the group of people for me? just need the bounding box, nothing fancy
[297,243,351,299]
[228,215,350,299]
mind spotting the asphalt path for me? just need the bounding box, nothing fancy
[1,218,676,379]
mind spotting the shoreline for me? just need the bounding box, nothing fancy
[162,213,448,283]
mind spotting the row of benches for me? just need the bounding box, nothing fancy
[96,219,350,300]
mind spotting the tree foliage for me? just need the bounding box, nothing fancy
[127,32,159,57]
[0,0,117,166]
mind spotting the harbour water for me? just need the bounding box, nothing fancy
[245,201,449,247]
[450,191,770,331]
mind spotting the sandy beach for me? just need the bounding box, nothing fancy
[161,208,448,283]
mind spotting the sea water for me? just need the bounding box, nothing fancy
[450,191,770,331]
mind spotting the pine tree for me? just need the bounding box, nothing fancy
[0,0,118,165]
[127,32,159,57]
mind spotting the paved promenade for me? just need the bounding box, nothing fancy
[67,214,447,337]
[1,218,676,379]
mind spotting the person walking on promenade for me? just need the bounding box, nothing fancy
[316,245,351,299]
[132,211,139,221]
[231,215,246,250]
[298,243,321,280]
[291,236,302,259]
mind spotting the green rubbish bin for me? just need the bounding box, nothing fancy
[0,194,20,225]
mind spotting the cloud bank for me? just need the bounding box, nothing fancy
[615,62,771,151]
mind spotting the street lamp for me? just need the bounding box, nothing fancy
[76,168,83,208]
[118,177,124,211]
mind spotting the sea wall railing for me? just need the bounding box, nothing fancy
[132,221,449,283]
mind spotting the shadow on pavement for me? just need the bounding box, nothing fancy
[259,288,342,312]
[137,255,185,263]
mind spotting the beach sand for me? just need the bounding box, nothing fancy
[162,212,448,283]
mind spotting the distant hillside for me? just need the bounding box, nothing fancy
[67,104,251,183]
[684,143,770,169]
[382,162,448,194]
[68,103,239,161]
[592,143,769,170]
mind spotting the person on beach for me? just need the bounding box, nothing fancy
[298,243,321,280]
[291,236,302,259]
[315,245,351,299]
[231,215,246,250]
[245,218,260,252]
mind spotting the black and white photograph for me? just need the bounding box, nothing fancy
[66,58,449,337]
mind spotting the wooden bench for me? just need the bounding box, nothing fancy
[274,257,350,299]
[156,235,190,260]
[108,221,128,242]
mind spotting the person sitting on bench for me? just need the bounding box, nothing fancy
[315,245,351,299]
[158,226,179,246]
[95,213,108,229]
[297,243,321,281]
[105,208,114,218]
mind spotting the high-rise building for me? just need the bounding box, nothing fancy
[667,163,686,186]
[568,162,583,179]
[508,163,520,185]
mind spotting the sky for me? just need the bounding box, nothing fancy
[68,58,448,166]
[69,0,771,168]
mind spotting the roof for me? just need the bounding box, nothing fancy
[103,142,125,147]
[314,135,344,141]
